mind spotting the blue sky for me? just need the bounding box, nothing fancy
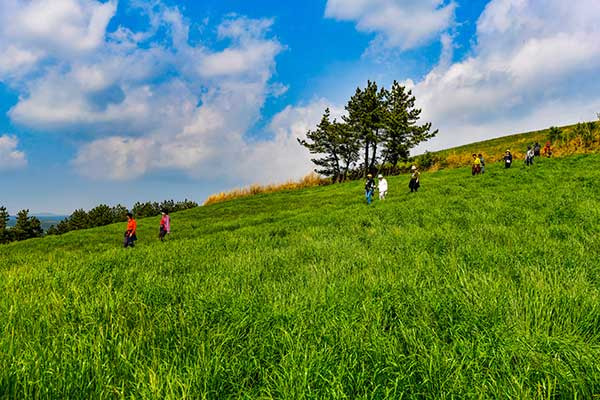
[1,0,599,214]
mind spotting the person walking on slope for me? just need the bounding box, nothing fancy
[543,141,553,157]
[159,211,170,241]
[478,153,486,174]
[472,153,481,175]
[124,212,137,248]
[378,174,388,200]
[409,166,420,192]
[365,174,375,204]
[504,150,513,168]
[525,146,534,166]
[534,142,541,157]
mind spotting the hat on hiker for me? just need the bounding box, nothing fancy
[367,174,372,178]
[378,174,383,179]
[411,165,417,170]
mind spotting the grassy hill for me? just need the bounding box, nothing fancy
[2,154,600,398]
[432,126,553,160]
[421,123,597,171]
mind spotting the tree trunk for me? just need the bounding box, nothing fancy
[364,138,370,177]
[369,141,377,172]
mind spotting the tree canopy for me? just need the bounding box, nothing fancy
[299,80,437,179]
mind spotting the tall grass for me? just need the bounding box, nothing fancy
[1,154,600,398]
[203,172,330,206]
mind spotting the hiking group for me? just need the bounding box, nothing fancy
[366,141,554,204]
[123,210,170,248]
[364,166,419,205]
[472,153,485,175]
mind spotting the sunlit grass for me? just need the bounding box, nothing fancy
[1,154,600,398]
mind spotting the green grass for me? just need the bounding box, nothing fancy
[431,124,578,162]
[2,154,600,398]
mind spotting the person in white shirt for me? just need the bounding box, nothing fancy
[377,174,388,200]
[525,146,535,166]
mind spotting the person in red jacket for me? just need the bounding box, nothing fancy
[124,212,137,248]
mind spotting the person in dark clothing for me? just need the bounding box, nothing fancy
[365,174,375,205]
[409,166,420,192]
[504,150,513,168]
[533,142,541,157]
[478,153,486,174]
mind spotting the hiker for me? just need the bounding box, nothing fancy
[378,174,388,200]
[479,153,486,174]
[534,142,541,157]
[409,166,420,192]
[504,150,513,168]
[525,146,534,166]
[543,141,553,157]
[159,211,170,241]
[124,212,137,248]
[472,153,481,175]
[365,174,375,204]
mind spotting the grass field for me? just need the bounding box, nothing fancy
[2,154,600,398]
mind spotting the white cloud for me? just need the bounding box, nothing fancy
[0,135,27,170]
[0,0,116,78]
[408,0,600,152]
[235,100,337,183]
[1,2,314,184]
[325,0,456,51]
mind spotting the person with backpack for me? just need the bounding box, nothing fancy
[365,174,375,204]
[472,153,481,175]
[409,166,420,192]
[534,142,541,157]
[504,150,513,168]
[478,153,486,174]
[159,211,170,241]
[377,174,388,200]
[124,212,137,248]
[525,146,534,166]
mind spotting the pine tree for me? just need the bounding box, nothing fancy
[331,121,360,181]
[343,81,385,177]
[88,204,113,227]
[111,204,129,223]
[11,209,42,241]
[29,217,43,238]
[382,81,438,168]
[298,108,343,182]
[0,206,11,244]
[69,209,90,231]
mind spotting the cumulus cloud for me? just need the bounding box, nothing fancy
[325,0,456,51]
[1,1,315,183]
[0,0,116,78]
[406,0,600,151]
[0,135,27,170]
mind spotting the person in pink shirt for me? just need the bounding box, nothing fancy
[159,211,170,241]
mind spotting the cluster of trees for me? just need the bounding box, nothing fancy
[0,208,43,244]
[549,119,599,147]
[46,199,197,236]
[298,80,437,181]
[0,199,198,244]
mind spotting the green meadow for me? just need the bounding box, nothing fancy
[1,154,600,398]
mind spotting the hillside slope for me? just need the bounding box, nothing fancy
[2,155,600,398]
